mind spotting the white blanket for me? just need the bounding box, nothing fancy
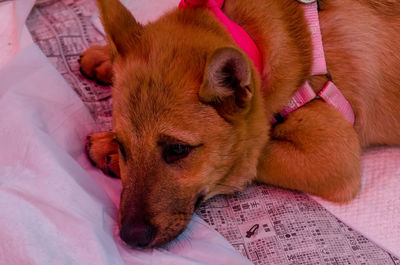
[0,1,399,264]
[314,147,400,257]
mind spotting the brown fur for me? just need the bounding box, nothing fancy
[81,0,400,248]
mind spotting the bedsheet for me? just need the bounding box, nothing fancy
[314,147,400,258]
[1,0,399,264]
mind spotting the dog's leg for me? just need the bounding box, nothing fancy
[257,100,361,203]
[79,45,113,85]
[86,131,120,178]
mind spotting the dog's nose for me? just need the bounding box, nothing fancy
[119,223,156,248]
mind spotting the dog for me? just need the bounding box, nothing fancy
[80,0,400,248]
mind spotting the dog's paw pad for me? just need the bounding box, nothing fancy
[86,132,120,178]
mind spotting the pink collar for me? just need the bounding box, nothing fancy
[179,0,263,73]
[179,0,355,125]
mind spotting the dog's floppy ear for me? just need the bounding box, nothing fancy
[199,47,253,120]
[97,0,143,57]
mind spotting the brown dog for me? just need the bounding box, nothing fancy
[80,0,400,248]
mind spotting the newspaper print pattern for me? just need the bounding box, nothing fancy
[26,0,113,131]
[26,0,400,264]
[197,185,400,265]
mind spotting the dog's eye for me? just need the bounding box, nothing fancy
[163,144,193,164]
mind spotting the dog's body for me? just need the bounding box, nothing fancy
[80,0,400,248]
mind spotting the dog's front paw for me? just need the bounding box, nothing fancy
[86,132,120,178]
[79,45,113,85]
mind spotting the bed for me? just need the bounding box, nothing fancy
[0,0,399,264]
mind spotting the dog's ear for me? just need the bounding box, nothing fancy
[97,0,143,57]
[199,47,253,120]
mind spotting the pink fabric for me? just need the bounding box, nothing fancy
[271,82,316,124]
[318,81,355,124]
[302,2,327,75]
[179,0,263,73]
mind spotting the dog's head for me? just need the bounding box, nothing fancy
[98,0,268,248]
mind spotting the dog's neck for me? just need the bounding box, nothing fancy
[180,0,354,124]
[220,0,314,116]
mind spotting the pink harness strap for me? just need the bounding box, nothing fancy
[272,80,355,125]
[273,1,355,125]
[302,2,327,76]
[319,81,355,123]
[179,0,263,73]
[179,0,355,125]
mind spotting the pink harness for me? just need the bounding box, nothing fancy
[179,0,355,125]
